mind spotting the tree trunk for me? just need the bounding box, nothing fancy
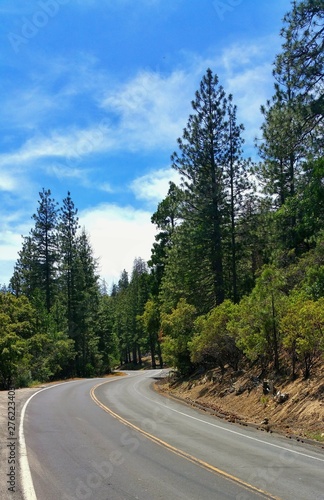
[271,291,280,373]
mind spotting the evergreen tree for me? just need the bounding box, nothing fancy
[171,68,227,306]
[234,194,272,293]
[113,270,131,365]
[256,1,324,254]
[97,294,119,373]
[257,96,303,208]
[0,293,35,388]
[189,300,241,372]
[149,182,183,295]
[230,266,288,373]
[276,0,324,115]
[128,258,150,366]
[159,220,213,313]
[117,269,129,292]
[138,298,163,369]
[161,298,197,376]
[71,228,101,376]
[31,189,59,312]
[223,97,253,302]
[11,189,59,312]
[166,68,251,310]
[113,260,152,367]
[10,236,38,299]
[58,192,80,337]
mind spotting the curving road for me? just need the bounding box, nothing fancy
[22,370,324,500]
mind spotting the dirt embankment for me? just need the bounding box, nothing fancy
[156,364,324,446]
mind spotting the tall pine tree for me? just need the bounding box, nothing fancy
[167,69,250,310]
[58,192,80,337]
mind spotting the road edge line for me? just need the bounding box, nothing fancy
[19,380,84,500]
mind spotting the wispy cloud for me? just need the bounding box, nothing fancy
[226,64,272,144]
[1,87,57,130]
[193,38,280,151]
[100,69,194,151]
[130,167,181,206]
[0,173,19,192]
[1,36,278,171]
[0,122,115,168]
[99,183,114,193]
[0,230,22,260]
[0,69,192,179]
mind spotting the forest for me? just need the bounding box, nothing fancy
[1,0,323,389]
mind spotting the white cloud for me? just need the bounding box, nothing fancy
[0,37,279,174]
[0,173,19,192]
[0,4,289,292]
[2,87,59,130]
[226,63,273,146]
[216,39,278,146]
[100,70,194,150]
[99,183,114,194]
[0,231,22,261]
[0,69,193,175]
[183,39,279,153]
[130,167,181,205]
[0,121,115,169]
[96,38,278,155]
[0,219,32,285]
[79,203,157,287]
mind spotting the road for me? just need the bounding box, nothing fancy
[22,370,324,499]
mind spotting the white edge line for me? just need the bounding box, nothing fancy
[19,380,89,500]
[132,376,324,464]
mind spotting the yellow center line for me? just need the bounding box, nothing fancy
[90,379,281,500]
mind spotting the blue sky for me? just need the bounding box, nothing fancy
[1,0,293,289]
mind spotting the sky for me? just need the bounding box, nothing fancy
[1,0,293,290]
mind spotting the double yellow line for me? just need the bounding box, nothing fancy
[90,380,281,500]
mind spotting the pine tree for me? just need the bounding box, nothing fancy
[113,270,131,365]
[58,192,80,337]
[149,182,183,295]
[159,220,213,313]
[10,236,38,299]
[171,69,228,306]
[224,97,253,302]
[32,189,59,312]
[97,294,119,373]
[113,260,152,367]
[129,258,150,366]
[72,229,101,376]
[11,189,59,312]
[276,0,324,113]
[169,68,250,308]
[256,1,324,252]
[138,298,163,369]
[118,269,129,292]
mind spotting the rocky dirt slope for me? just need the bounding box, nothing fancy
[156,364,324,446]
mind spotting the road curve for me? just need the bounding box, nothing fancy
[23,371,324,499]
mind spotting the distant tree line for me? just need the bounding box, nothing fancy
[1,0,323,389]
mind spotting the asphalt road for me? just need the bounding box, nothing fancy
[22,370,324,500]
